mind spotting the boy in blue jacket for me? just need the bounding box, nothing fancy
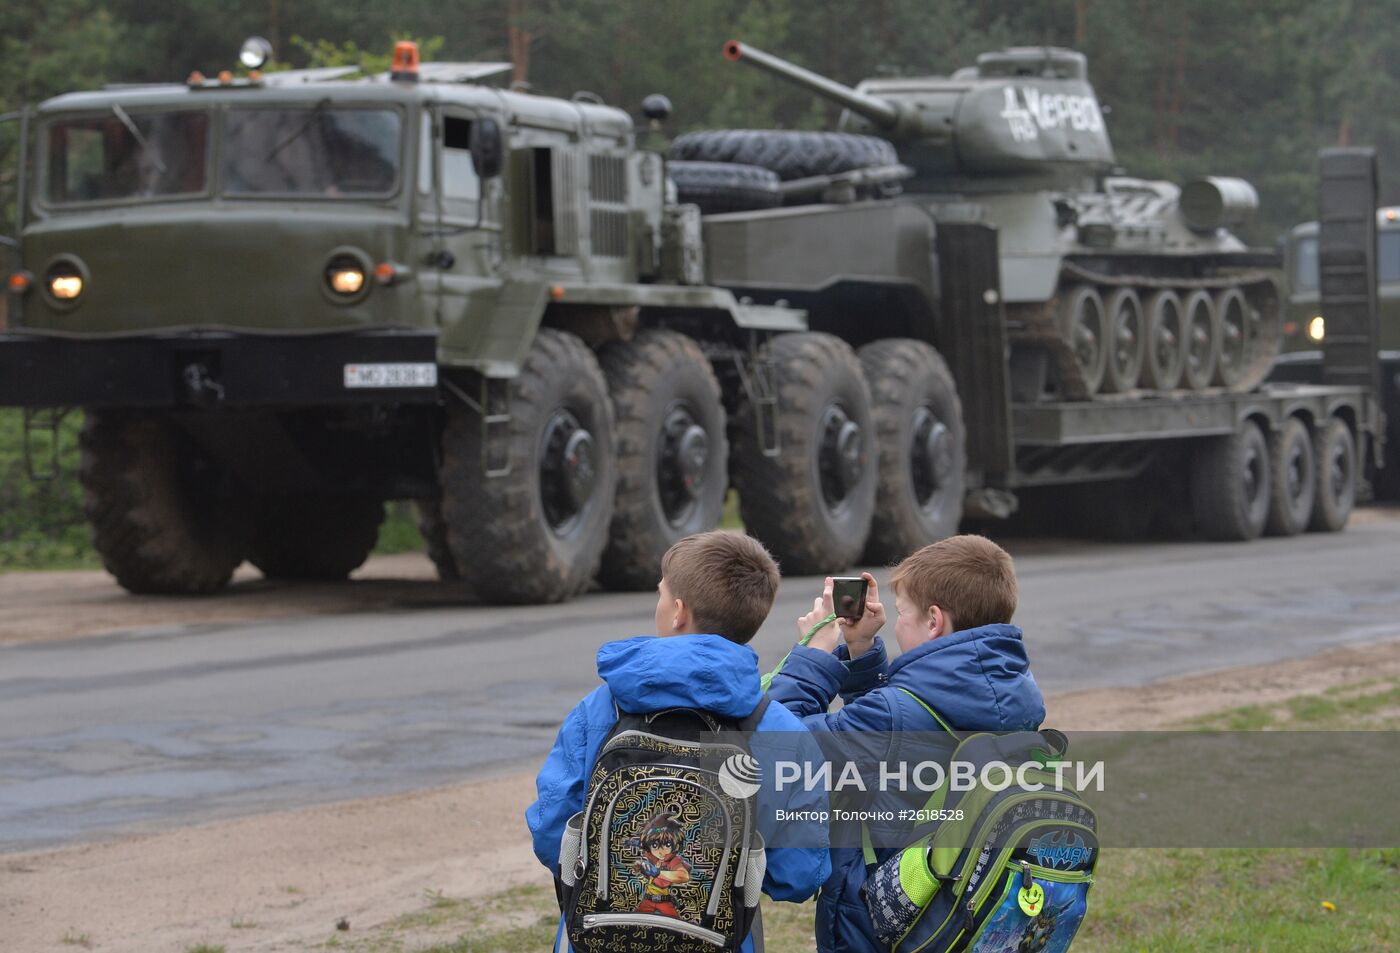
[527,531,831,953]
[767,534,1044,953]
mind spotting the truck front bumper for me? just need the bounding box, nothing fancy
[0,329,441,409]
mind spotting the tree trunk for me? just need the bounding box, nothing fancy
[508,0,531,86]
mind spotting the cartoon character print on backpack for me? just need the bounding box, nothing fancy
[975,887,1086,953]
[628,809,694,917]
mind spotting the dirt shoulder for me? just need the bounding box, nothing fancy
[7,635,1400,953]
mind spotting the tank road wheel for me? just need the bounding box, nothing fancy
[732,332,877,575]
[1212,287,1252,388]
[439,328,615,604]
[1190,420,1271,541]
[1140,290,1186,391]
[1181,290,1219,391]
[247,496,385,580]
[1309,418,1357,533]
[858,339,966,564]
[1101,288,1145,393]
[597,330,728,591]
[1058,285,1107,396]
[78,412,245,594]
[1264,417,1317,537]
[414,499,460,581]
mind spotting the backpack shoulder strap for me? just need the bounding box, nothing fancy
[737,693,772,733]
[896,687,961,739]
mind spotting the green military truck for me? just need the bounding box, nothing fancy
[0,40,1384,605]
[1272,209,1400,498]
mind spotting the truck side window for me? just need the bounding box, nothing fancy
[442,117,481,202]
[1294,237,1318,293]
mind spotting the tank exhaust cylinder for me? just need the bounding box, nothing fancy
[722,40,901,131]
[1180,177,1258,232]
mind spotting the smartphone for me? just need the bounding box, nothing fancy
[831,576,869,622]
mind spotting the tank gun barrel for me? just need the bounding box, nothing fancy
[722,40,900,130]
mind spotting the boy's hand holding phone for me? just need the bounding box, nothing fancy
[795,573,885,655]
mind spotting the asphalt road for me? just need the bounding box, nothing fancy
[5,515,1400,852]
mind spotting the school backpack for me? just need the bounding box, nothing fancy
[556,696,772,953]
[861,690,1098,953]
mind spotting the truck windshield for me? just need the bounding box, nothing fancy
[222,106,401,197]
[43,110,208,205]
[1295,232,1400,292]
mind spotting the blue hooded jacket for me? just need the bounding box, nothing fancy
[527,634,832,953]
[766,624,1044,953]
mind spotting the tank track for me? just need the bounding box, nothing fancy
[1009,261,1281,401]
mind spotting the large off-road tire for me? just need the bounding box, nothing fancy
[246,496,384,581]
[732,332,877,575]
[597,330,729,591]
[1264,417,1317,537]
[1309,417,1357,533]
[1181,290,1219,391]
[79,411,245,594]
[858,339,966,564]
[1058,285,1107,396]
[667,161,781,215]
[414,499,460,581]
[670,130,899,180]
[1101,288,1145,393]
[1190,420,1271,541]
[439,328,616,604]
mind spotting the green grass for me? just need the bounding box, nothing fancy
[1185,678,1400,731]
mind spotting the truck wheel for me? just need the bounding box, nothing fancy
[667,161,781,215]
[1058,285,1107,396]
[597,330,728,591]
[858,339,966,564]
[415,500,460,581]
[670,129,899,180]
[1190,419,1271,541]
[1101,288,1145,393]
[79,412,244,594]
[1212,287,1251,388]
[247,496,384,580]
[1140,290,1185,390]
[1308,418,1357,533]
[1264,417,1317,537]
[439,328,615,604]
[1181,290,1219,391]
[732,332,876,574]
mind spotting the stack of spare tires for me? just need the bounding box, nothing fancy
[666,130,899,215]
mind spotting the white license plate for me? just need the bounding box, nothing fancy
[343,363,438,389]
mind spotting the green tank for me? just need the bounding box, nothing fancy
[675,40,1283,399]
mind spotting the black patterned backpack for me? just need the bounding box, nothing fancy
[556,698,772,953]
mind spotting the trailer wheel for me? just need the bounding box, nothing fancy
[1309,417,1357,533]
[1212,287,1252,388]
[79,411,245,594]
[732,332,876,574]
[1190,419,1271,541]
[670,130,899,180]
[247,496,384,580]
[1058,285,1107,396]
[1101,288,1145,393]
[415,499,460,581]
[1264,417,1317,537]
[858,339,966,564]
[597,330,728,591]
[1181,290,1219,391]
[667,161,781,215]
[439,328,615,604]
[1140,290,1185,391]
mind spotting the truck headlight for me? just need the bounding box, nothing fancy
[327,263,366,296]
[41,257,88,307]
[1307,316,1325,342]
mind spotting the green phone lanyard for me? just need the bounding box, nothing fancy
[759,612,838,691]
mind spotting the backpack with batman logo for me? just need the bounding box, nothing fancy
[556,697,771,953]
[861,689,1098,953]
